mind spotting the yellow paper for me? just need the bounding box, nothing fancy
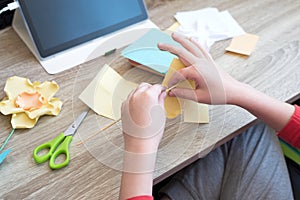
[164,22,180,35]
[183,100,209,123]
[162,58,195,119]
[11,113,38,129]
[0,76,62,129]
[162,58,209,122]
[226,33,259,56]
[79,64,138,120]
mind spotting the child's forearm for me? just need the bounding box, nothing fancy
[230,82,294,132]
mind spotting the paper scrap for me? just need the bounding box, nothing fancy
[162,58,209,123]
[183,100,209,123]
[0,148,11,165]
[122,29,180,74]
[225,33,259,56]
[174,7,245,50]
[162,58,193,119]
[165,22,180,35]
[79,64,137,120]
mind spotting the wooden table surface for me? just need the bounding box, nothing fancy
[1,0,300,199]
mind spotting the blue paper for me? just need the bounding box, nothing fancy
[122,29,180,74]
[0,148,11,165]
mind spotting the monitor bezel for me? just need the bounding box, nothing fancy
[17,0,148,58]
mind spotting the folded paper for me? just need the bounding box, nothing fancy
[122,29,180,74]
[162,58,209,123]
[174,7,245,50]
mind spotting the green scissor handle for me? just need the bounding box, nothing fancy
[33,133,73,169]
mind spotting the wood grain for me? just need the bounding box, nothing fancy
[1,0,300,199]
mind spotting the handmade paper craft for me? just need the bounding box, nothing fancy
[80,61,209,123]
[0,76,62,164]
[122,28,180,75]
[162,58,209,122]
[0,76,62,128]
[79,64,138,120]
[162,58,194,118]
[225,33,259,56]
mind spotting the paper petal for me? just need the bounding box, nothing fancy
[164,96,182,119]
[35,81,59,100]
[162,58,195,119]
[27,98,63,119]
[4,76,35,100]
[11,113,38,129]
[0,99,25,115]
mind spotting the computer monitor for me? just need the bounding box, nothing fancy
[17,0,148,58]
[13,0,157,74]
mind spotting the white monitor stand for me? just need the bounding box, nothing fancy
[12,9,158,74]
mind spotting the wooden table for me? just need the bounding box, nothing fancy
[1,0,300,199]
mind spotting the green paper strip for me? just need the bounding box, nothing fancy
[0,128,15,152]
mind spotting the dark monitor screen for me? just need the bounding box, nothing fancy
[18,0,148,58]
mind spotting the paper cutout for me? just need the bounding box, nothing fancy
[0,76,62,129]
[162,58,209,122]
[226,33,259,56]
[162,58,192,118]
[15,92,44,111]
[0,149,11,165]
[79,64,138,120]
[174,8,245,50]
[122,29,179,74]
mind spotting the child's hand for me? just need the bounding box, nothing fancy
[158,32,241,105]
[121,83,166,154]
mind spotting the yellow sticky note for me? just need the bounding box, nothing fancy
[226,33,259,56]
[183,100,209,123]
[79,64,137,120]
[162,58,209,122]
[165,22,180,35]
[162,58,195,119]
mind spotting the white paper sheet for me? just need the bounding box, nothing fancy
[174,7,245,50]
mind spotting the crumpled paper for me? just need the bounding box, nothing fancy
[174,7,245,50]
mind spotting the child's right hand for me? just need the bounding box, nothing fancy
[158,32,242,105]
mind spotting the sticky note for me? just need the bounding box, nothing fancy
[226,33,259,56]
[165,22,180,33]
[122,29,179,74]
[162,58,191,119]
[162,58,209,123]
[183,100,209,123]
[79,64,137,120]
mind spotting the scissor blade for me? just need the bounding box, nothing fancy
[64,111,88,136]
